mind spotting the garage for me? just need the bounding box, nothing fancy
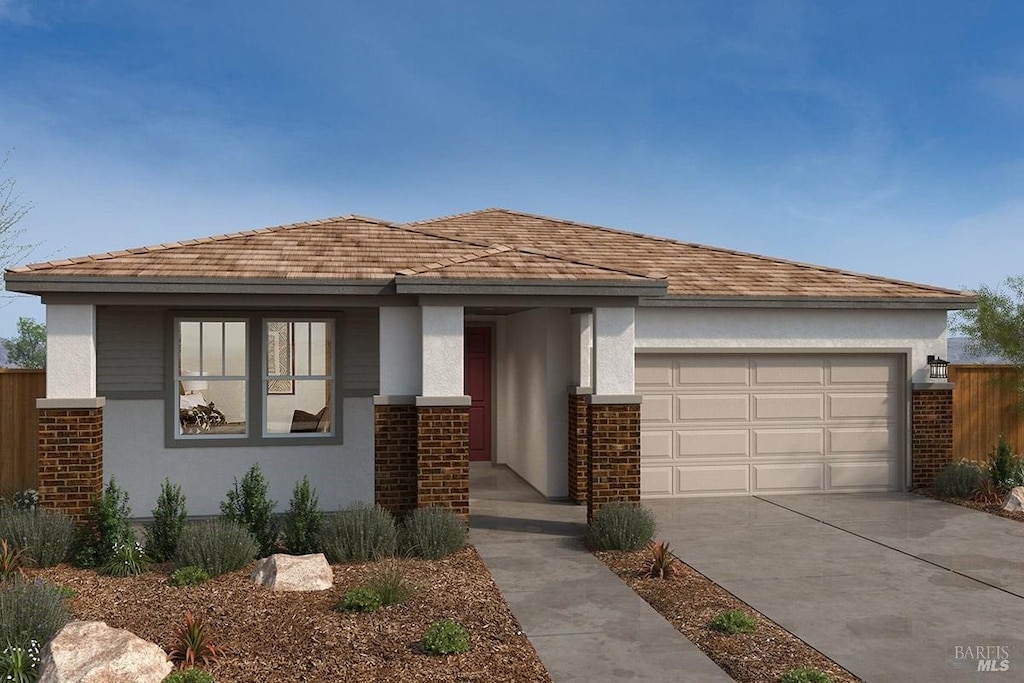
[637,353,903,497]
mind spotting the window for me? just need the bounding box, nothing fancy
[172,315,337,444]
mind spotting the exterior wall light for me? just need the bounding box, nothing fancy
[927,355,949,380]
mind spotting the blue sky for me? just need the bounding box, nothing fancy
[2,0,1023,336]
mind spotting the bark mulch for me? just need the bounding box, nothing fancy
[28,547,550,683]
[594,548,861,683]
[916,489,1024,522]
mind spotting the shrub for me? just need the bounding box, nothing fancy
[0,577,71,651]
[778,667,832,683]
[282,477,322,555]
[0,509,75,568]
[74,478,134,568]
[400,507,466,560]
[174,521,257,577]
[170,566,211,587]
[643,540,677,579]
[932,460,985,499]
[100,539,150,577]
[147,479,188,563]
[365,562,414,606]
[320,503,397,563]
[220,464,278,556]
[337,587,383,613]
[709,609,757,634]
[988,434,1024,493]
[0,639,40,683]
[420,619,470,655]
[0,540,25,580]
[166,612,224,669]
[586,503,657,551]
[163,668,216,683]
[8,490,38,512]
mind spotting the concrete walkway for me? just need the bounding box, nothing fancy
[648,494,1024,683]
[470,464,730,683]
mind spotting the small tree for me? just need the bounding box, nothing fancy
[0,150,33,279]
[1,316,45,368]
[952,276,1024,367]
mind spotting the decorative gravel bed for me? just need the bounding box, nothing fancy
[594,548,861,683]
[28,547,550,683]
[917,489,1024,522]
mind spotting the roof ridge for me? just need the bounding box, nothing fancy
[426,207,963,297]
[396,245,514,275]
[9,215,387,273]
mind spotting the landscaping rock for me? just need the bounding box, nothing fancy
[250,552,333,591]
[1003,486,1024,512]
[38,620,172,683]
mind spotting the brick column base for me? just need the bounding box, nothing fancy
[37,402,104,522]
[567,390,590,505]
[587,398,641,522]
[416,402,470,519]
[374,401,418,516]
[911,383,954,489]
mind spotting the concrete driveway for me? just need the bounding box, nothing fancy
[648,493,1024,682]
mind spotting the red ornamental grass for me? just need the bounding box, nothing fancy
[167,611,225,669]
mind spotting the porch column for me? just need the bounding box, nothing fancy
[587,307,641,522]
[568,312,592,504]
[374,307,421,515]
[416,305,471,518]
[37,304,104,522]
[911,381,954,489]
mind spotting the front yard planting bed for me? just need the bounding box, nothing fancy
[594,548,861,683]
[28,547,549,683]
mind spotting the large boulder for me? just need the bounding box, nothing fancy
[1003,486,1024,512]
[250,552,333,591]
[38,621,172,683]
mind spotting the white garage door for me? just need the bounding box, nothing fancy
[637,354,903,497]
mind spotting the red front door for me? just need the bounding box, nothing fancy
[465,327,492,462]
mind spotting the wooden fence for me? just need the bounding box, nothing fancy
[949,364,1024,462]
[0,369,45,494]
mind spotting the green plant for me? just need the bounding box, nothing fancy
[162,668,216,683]
[100,539,150,577]
[0,509,75,568]
[709,609,756,634]
[365,562,414,606]
[0,577,71,652]
[219,464,278,556]
[400,507,466,560]
[8,490,38,512]
[0,540,26,580]
[146,479,188,562]
[988,434,1024,493]
[166,612,224,669]
[282,477,322,555]
[932,460,986,499]
[643,540,677,579]
[337,586,383,613]
[973,477,1004,505]
[74,478,134,569]
[586,503,657,551]
[0,639,40,683]
[174,521,257,577]
[778,667,833,683]
[320,503,398,563]
[420,619,470,655]
[170,565,211,587]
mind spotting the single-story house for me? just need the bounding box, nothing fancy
[3,208,974,520]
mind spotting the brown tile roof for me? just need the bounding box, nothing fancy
[4,207,972,303]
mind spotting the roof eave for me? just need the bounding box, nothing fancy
[640,295,977,310]
[2,274,397,296]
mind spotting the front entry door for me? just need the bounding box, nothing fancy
[465,327,492,462]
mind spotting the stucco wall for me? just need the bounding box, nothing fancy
[104,397,374,516]
[635,308,948,383]
[496,308,571,497]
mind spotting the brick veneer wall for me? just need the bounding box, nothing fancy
[567,392,589,504]
[37,407,104,522]
[911,385,954,488]
[374,404,418,515]
[587,402,641,522]
[416,405,470,518]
